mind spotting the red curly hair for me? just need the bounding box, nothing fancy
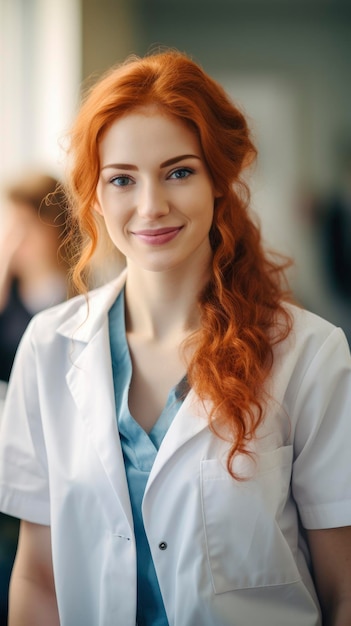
[65,49,292,476]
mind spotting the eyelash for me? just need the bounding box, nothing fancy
[109,166,195,187]
[110,175,133,187]
[168,167,194,180]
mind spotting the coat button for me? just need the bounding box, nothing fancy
[158,541,167,550]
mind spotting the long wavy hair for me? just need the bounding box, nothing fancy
[65,49,293,476]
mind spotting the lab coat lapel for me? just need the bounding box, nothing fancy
[63,277,134,530]
[146,391,210,489]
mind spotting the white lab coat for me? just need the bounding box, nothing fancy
[0,271,351,626]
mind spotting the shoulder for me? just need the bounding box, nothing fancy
[284,301,336,335]
[270,301,351,411]
[277,301,348,360]
[26,272,127,344]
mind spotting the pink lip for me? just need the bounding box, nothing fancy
[132,226,183,245]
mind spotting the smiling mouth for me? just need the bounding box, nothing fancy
[131,227,183,245]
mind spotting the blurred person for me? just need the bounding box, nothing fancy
[0,50,350,626]
[321,184,351,302]
[0,172,70,383]
[0,171,70,626]
[300,145,351,346]
[319,146,351,304]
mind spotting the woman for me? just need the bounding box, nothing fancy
[0,172,69,382]
[0,50,350,626]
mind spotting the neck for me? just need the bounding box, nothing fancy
[125,262,210,341]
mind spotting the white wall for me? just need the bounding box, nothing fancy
[0,0,82,184]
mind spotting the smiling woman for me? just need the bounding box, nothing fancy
[94,108,216,275]
[0,49,350,626]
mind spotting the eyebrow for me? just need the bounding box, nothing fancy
[101,154,201,171]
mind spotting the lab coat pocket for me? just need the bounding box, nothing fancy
[201,446,301,594]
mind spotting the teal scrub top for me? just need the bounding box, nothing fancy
[109,290,185,626]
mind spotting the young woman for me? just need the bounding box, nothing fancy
[0,50,350,626]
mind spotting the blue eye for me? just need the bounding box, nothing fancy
[110,175,132,187]
[169,167,193,180]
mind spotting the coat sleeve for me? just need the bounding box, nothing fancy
[0,317,50,525]
[291,327,351,529]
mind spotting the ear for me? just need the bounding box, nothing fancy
[93,196,104,216]
[242,148,256,170]
[212,185,223,201]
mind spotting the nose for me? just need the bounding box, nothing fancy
[137,180,170,219]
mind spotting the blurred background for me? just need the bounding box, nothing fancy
[0,0,350,620]
[1,0,351,338]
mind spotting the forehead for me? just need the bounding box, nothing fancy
[99,106,201,163]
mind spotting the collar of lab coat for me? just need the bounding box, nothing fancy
[55,269,210,522]
[57,269,128,343]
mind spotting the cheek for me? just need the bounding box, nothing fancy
[100,212,127,250]
[96,186,130,224]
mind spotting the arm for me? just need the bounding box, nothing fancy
[307,526,351,626]
[8,520,59,626]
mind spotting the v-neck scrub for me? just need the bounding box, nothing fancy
[109,290,182,626]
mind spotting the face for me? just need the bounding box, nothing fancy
[95,106,218,274]
[7,202,60,276]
